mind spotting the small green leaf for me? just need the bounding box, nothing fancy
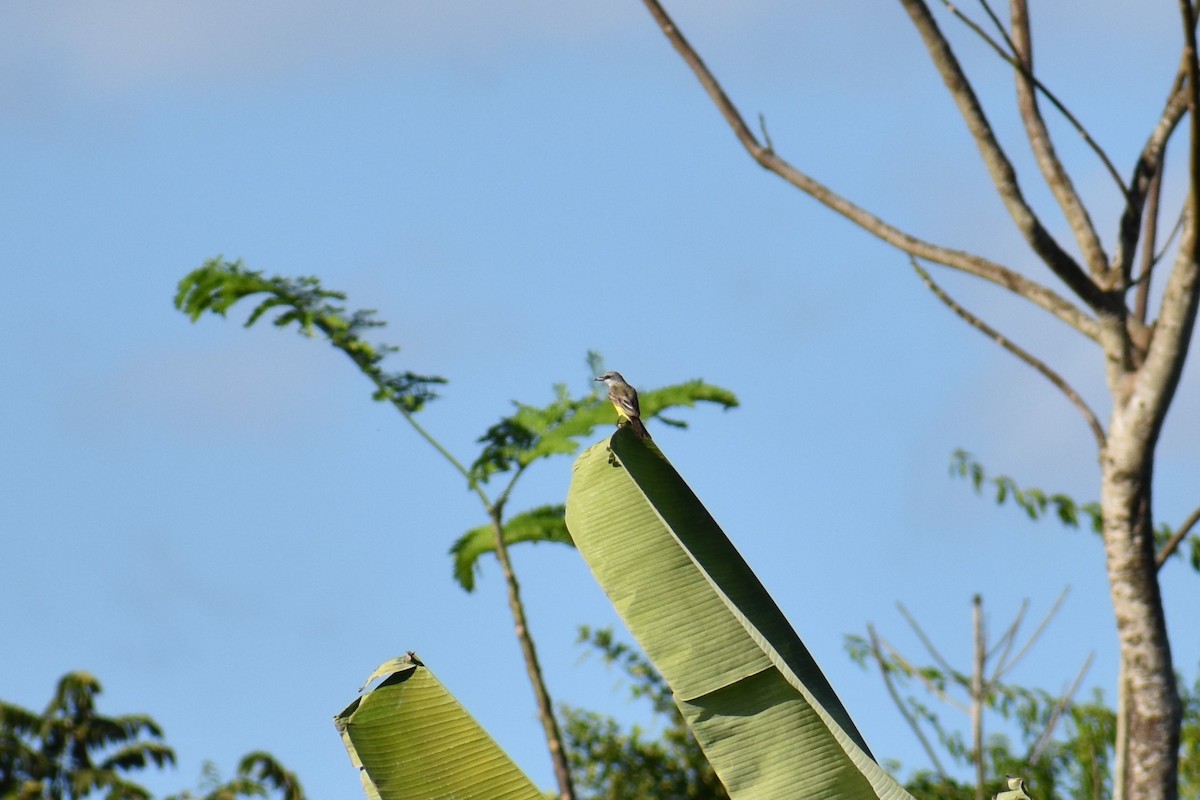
[449,505,574,592]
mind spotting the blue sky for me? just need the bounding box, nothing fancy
[3,2,1198,797]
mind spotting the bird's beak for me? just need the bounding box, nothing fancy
[594,376,603,382]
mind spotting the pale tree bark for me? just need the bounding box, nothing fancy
[636,1,1200,798]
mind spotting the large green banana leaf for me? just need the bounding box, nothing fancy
[565,428,915,800]
[334,654,546,800]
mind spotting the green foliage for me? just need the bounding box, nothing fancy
[635,381,739,431]
[470,381,738,486]
[176,260,739,586]
[0,672,175,800]
[950,450,1200,571]
[450,505,573,592]
[1,674,306,800]
[175,258,446,413]
[164,753,305,800]
[949,450,1103,533]
[561,628,728,800]
[845,630,1197,800]
[470,385,611,485]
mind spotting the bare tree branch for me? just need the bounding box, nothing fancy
[994,587,1070,680]
[1156,503,1200,570]
[1112,66,1189,287]
[1029,651,1095,762]
[911,259,1107,449]
[637,0,1101,341]
[897,602,960,678]
[972,0,1017,54]
[1009,0,1109,276]
[985,597,1028,665]
[896,0,1111,312]
[1134,162,1165,325]
[881,634,972,713]
[938,0,1127,196]
[1129,8,1200,445]
[869,625,950,777]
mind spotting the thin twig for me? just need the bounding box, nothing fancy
[1156,503,1200,569]
[973,0,1016,54]
[1155,206,1188,267]
[881,635,972,713]
[758,112,774,152]
[1029,651,1095,762]
[1112,64,1189,283]
[869,625,950,776]
[898,602,960,678]
[986,598,1028,665]
[995,587,1070,680]
[911,258,1107,449]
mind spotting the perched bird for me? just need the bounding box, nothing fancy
[994,775,1032,800]
[1007,776,1029,794]
[595,371,650,438]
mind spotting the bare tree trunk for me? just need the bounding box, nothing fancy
[1099,222,1198,798]
[1100,432,1180,800]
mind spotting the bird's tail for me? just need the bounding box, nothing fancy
[629,416,651,439]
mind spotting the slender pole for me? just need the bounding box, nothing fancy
[972,594,986,800]
[489,510,576,800]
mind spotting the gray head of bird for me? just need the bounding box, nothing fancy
[595,371,626,385]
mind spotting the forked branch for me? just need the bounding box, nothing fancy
[638,0,1101,342]
[938,0,1126,196]
[1009,0,1109,276]
[1113,65,1189,285]
[896,0,1110,312]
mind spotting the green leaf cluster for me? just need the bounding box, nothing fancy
[165,754,304,800]
[451,505,572,592]
[949,450,1102,531]
[175,258,446,413]
[470,379,738,486]
[470,384,612,485]
[451,375,737,590]
[846,633,1110,799]
[0,672,174,800]
[1,673,306,800]
[950,450,1200,571]
[847,630,1200,799]
[175,261,740,594]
